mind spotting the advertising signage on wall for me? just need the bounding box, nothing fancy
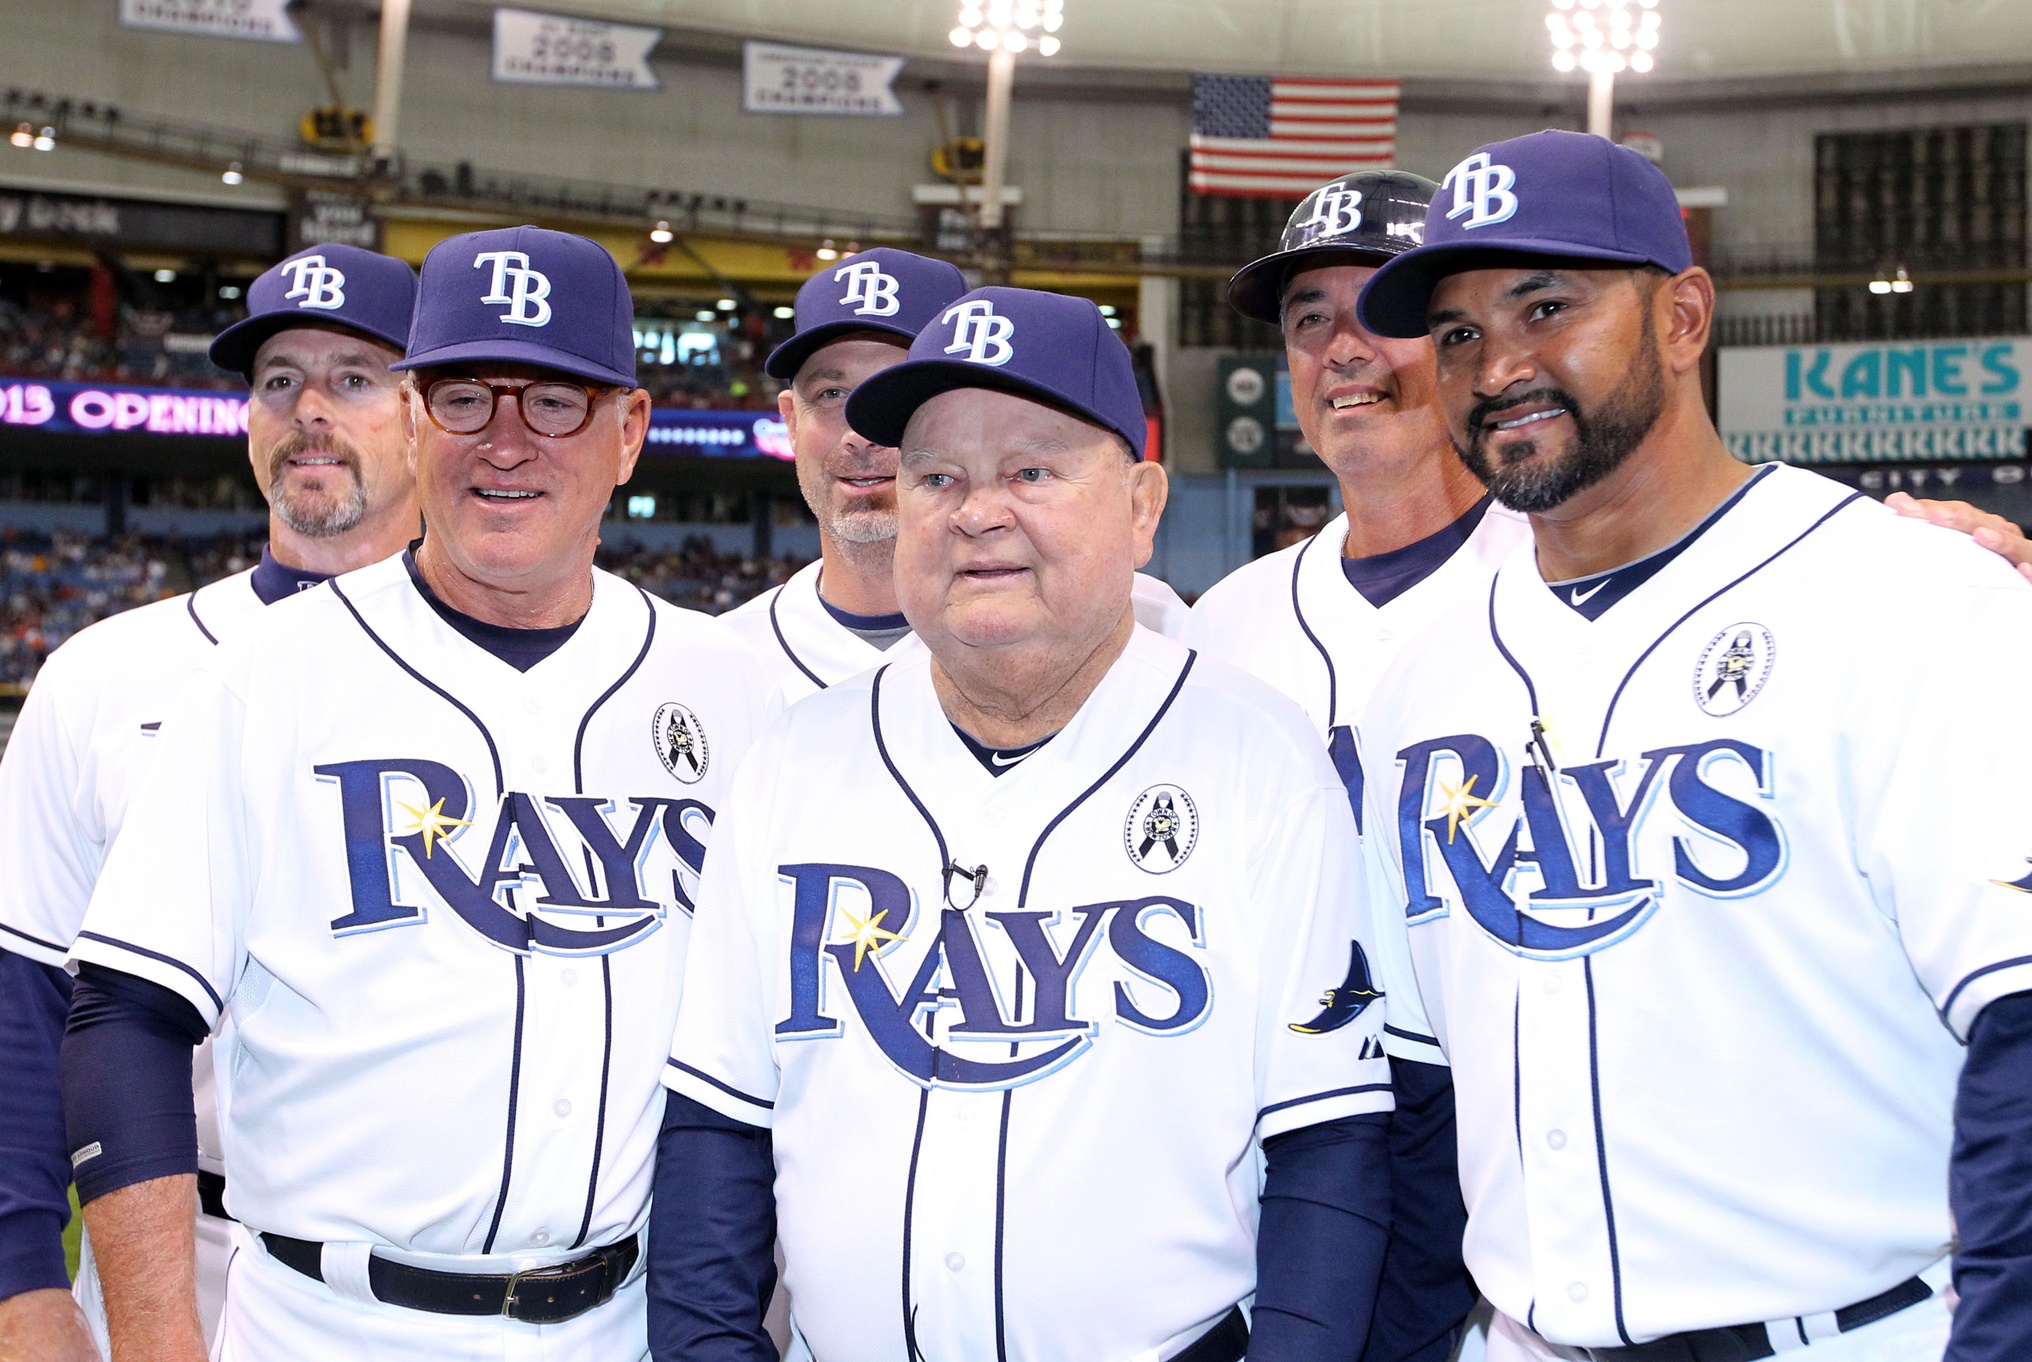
[0,378,791,458]
[0,190,282,257]
[1718,337,2028,463]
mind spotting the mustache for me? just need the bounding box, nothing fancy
[1464,387,1580,444]
[265,432,362,482]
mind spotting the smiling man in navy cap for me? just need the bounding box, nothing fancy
[61,226,780,1361]
[653,286,1394,1362]
[0,241,418,1361]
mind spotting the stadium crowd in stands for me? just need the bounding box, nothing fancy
[0,530,802,687]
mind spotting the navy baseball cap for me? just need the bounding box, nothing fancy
[765,248,968,379]
[209,243,417,379]
[846,287,1147,458]
[392,226,637,388]
[1227,170,1439,325]
[1359,129,1693,339]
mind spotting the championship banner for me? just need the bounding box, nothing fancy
[742,41,906,117]
[492,7,661,89]
[118,0,299,42]
[1719,337,2029,464]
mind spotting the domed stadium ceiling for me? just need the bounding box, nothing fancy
[418,0,2029,81]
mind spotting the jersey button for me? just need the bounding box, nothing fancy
[1546,1129,1566,1150]
[944,1253,965,1273]
[560,968,577,987]
[983,808,1005,828]
[1543,974,1562,995]
[523,696,541,714]
[531,1231,550,1247]
[1567,1281,1588,1302]
[554,1099,572,1118]
[531,755,550,775]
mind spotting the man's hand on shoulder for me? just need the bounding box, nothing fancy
[1886,492,2032,583]
[0,1288,100,1362]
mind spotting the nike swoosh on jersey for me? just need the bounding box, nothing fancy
[989,749,1035,766]
[1569,579,1611,606]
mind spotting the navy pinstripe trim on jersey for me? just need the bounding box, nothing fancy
[901,1087,930,1361]
[481,955,527,1254]
[0,919,67,954]
[1016,652,1197,906]
[870,665,956,873]
[1384,1023,1438,1046]
[1485,577,1541,716]
[994,1089,1014,1362]
[1595,485,1865,757]
[330,579,506,797]
[1585,957,1634,1345]
[1257,1082,1391,1123]
[664,1058,777,1113]
[1511,987,1523,1164]
[572,950,616,1251]
[769,586,828,691]
[572,586,656,792]
[1291,528,1340,728]
[73,930,225,1013]
[184,590,220,646]
[1941,955,2032,1026]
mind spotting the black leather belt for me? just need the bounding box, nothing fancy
[1173,1306,1248,1362]
[1577,1275,1933,1361]
[260,1231,639,1325]
[196,1171,232,1222]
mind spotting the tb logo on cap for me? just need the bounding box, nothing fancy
[474,250,553,328]
[1302,187,1364,238]
[942,299,1014,367]
[835,260,901,317]
[280,255,346,311]
[1443,153,1519,230]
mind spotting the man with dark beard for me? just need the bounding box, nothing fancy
[0,242,417,1361]
[1349,129,2032,1362]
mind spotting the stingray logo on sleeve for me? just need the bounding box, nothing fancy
[652,702,711,784]
[1125,784,1198,873]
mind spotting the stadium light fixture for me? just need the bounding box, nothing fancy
[1869,266,1914,295]
[32,126,55,152]
[773,305,794,320]
[222,161,244,185]
[10,123,33,149]
[1547,0,1659,137]
[154,269,177,284]
[649,220,674,244]
[815,238,839,261]
[951,0,1063,57]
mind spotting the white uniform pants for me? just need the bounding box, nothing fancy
[75,1209,234,1355]
[1487,1291,1950,1362]
[211,1226,648,1362]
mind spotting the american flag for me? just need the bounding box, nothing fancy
[1189,74,1400,198]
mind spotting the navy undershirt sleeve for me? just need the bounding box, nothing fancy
[1249,1112,1391,1362]
[0,948,76,1300]
[647,1090,778,1362]
[60,963,206,1207]
[1949,989,2032,1362]
[1364,1058,1475,1362]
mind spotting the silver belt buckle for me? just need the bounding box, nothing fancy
[501,1258,579,1320]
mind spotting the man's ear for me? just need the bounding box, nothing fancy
[1127,457,1169,571]
[1657,266,1715,375]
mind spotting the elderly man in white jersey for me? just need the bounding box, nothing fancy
[731,250,1188,702]
[0,242,418,1361]
[651,286,1393,1362]
[1354,129,2032,1362]
[60,225,778,1361]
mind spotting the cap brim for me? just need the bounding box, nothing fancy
[1226,244,1404,326]
[391,338,636,388]
[1358,239,1658,339]
[207,313,409,380]
[846,358,1145,458]
[763,320,917,379]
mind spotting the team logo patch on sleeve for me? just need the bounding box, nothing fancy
[1693,622,1775,717]
[1125,785,1198,873]
[1289,940,1383,1034]
[652,702,711,783]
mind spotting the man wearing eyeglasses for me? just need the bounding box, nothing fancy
[61,226,780,1361]
[0,242,420,1362]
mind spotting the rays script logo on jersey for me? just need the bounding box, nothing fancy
[280,255,346,310]
[1394,734,1786,960]
[773,863,1212,1089]
[474,250,553,327]
[942,299,1015,366]
[1442,153,1519,229]
[313,759,714,956]
[834,260,901,316]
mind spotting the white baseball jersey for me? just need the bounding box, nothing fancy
[665,626,1389,1362]
[1358,463,2032,1348]
[728,560,1191,701]
[1186,504,1529,833]
[70,555,779,1294]
[0,570,265,1347]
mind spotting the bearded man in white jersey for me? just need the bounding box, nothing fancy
[1354,128,2032,1362]
[61,226,778,1361]
[0,242,418,1362]
[731,251,1188,702]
